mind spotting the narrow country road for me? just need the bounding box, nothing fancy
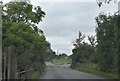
[39,62,106,79]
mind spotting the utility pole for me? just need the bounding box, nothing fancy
[57,50,58,55]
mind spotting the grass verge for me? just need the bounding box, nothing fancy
[52,58,72,65]
[29,64,45,79]
[74,67,118,79]
[53,62,64,65]
[30,70,41,79]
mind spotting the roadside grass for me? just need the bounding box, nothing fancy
[52,58,72,65]
[53,62,64,65]
[30,70,41,79]
[29,65,45,79]
[19,69,43,80]
[74,63,118,79]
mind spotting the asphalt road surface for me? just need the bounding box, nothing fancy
[39,62,106,79]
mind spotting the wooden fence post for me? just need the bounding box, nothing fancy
[3,52,7,79]
[7,46,11,79]
[7,45,17,79]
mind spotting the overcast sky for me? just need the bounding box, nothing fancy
[36,2,117,55]
[3,0,118,55]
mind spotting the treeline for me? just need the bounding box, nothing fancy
[45,47,57,62]
[71,13,119,78]
[45,50,69,62]
[2,2,52,78]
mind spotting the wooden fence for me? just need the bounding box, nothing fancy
[2,45,42,80]
[3,45,17,79]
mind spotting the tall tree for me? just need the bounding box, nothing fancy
[73,31,85,48]
[2,2,45,33]
[95,13,118,73]
[88,36,97,63]
[88,36,96,47]
[2,2,50,74]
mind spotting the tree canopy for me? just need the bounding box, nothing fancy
[71,13,119,75]
[2,2,52,73]
[2,2,45,33]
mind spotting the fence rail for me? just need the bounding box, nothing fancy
[2,45,41,80]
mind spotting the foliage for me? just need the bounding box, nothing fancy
[45,47,57,62]
[61,53,68,57]
[74,63,118,79]
[72,31,94,67]
[95,13,118,73]
[3,22,49,71]
[88,36,96,47]
[2,2,51,77]
[2,2,45,33]
[71,13,119,78]
[96,0,117,7]
[72,31,85,48]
